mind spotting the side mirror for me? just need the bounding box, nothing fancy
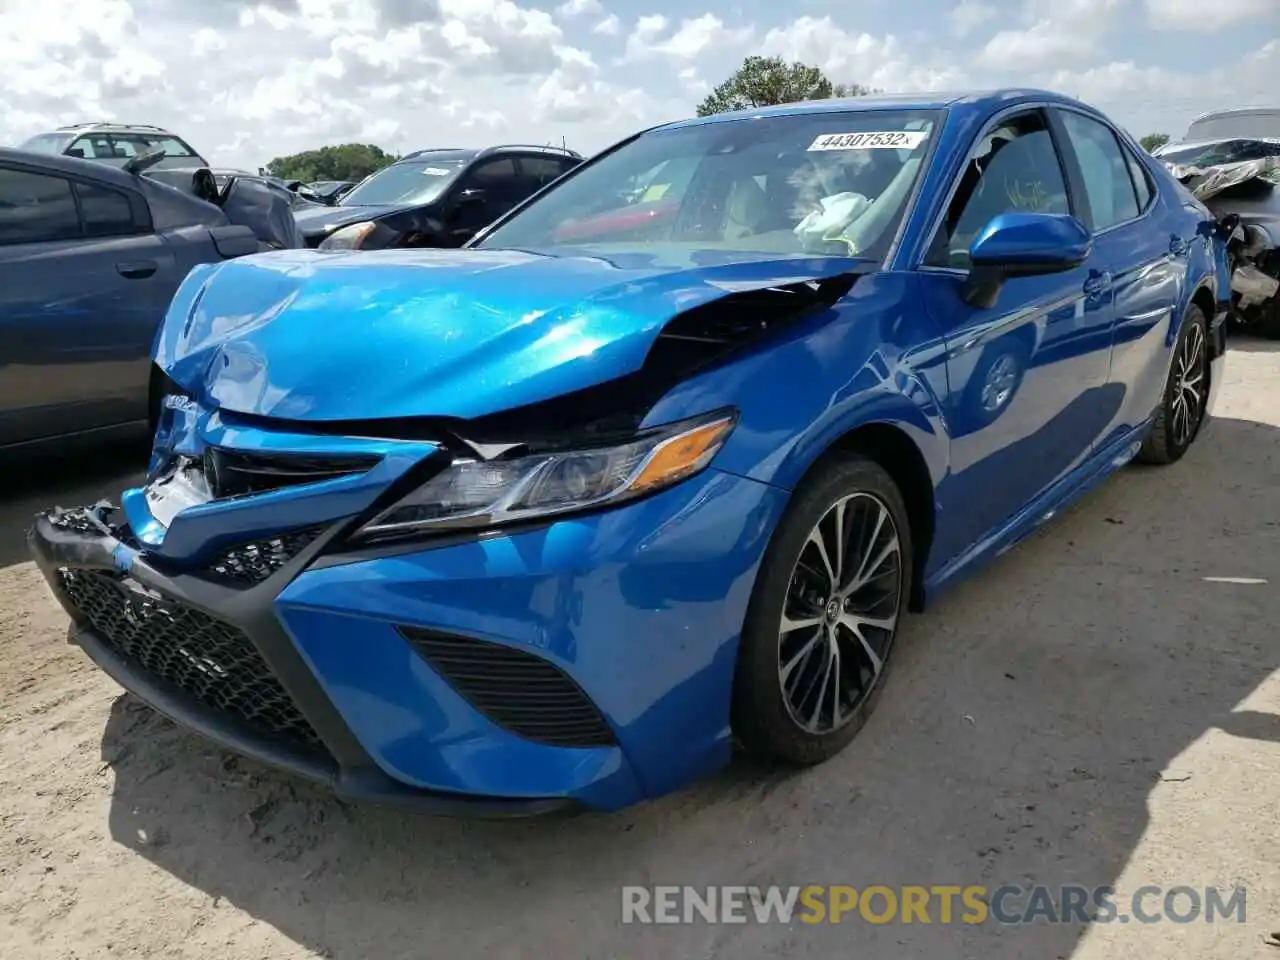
[961,212,1093,309]
[124,147,167,176]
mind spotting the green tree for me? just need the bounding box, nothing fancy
[696,55,873,117]
[1140,132,1170,153]
[264,143,399,183]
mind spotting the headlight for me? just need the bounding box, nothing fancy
[354,411,737,541]
[318,221,378,250]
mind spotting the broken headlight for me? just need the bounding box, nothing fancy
[354,411,736,541]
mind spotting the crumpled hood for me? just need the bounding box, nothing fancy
[154,246,864,422]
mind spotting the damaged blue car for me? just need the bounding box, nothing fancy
[31,89,1229,814]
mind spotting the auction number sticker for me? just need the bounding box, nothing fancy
[807,130,929,151]
[422,166,452,175]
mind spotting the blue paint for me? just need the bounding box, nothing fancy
[100,89,1227,811]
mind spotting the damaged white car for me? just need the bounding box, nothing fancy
[1156,107,1280,338]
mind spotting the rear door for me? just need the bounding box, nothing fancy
[915,108,1115,562]
[0,162,179,446]
[1049,107,1184,445]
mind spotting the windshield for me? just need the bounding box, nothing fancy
[476,109,939,261]
[340,159,467,206]
[18,133,72,155]
[1184,111,1280,143]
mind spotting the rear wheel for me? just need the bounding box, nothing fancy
[1137,304,1210,465]
[732,456,912,765]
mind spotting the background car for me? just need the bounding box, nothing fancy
[18,122,210,173]
[293,144,582,249]
[30,89,1228,815]
[1154,106,1280,338]
[0,148,292,456]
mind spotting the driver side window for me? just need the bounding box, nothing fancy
[925,111,1071,269]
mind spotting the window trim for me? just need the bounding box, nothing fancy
[0,164,83,246]
[916,105,1079,275]
[1049,105,1155,239]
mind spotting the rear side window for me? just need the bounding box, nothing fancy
[0,168,80,245]
[470,158,517,183]
[521,156,574,186]
[1058,111,1140,230]
[76,182,138,237]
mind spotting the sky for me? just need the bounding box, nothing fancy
[0,0,1276,170]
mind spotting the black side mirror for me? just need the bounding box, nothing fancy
[961,212,1093,309]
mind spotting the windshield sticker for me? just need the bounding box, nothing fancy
[422,167,452,175]
[807,131,930,151]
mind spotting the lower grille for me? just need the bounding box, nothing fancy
[401,627,616,748]
[205,525,328,585]
[59,568,325,751]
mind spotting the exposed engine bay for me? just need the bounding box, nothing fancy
[1158,136,1280,338]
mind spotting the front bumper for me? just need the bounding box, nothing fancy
[30,467,787,814]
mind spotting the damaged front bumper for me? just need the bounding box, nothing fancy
[29,458,788,814]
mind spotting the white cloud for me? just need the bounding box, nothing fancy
[625,13,751,61]
[1144,0,1275,31]
[555,0,601,18]
[977,0,1121,70]
[762,16,969,91]
[591,13,620,35]
[948,0,996,36]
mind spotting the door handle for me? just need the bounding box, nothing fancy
[116,260,157,279]
[1083,270,1112,298]
[1169,235,1191,257]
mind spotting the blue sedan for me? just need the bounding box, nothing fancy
[30,89,1229,814]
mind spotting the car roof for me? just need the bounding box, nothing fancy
[398,144,583,164]
[655,88,1091,131]
[50,122,179,135]
[0,147,151,188]
[1187,106,1280,123]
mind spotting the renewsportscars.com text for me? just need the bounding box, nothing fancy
[621,885,1247,925]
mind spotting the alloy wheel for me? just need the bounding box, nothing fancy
[1170,320,1207,448]
[778,492,903,734]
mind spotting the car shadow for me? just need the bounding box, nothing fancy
[69,412,1280,957]
[1227,333,1280,354]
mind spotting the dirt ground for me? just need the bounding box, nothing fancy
[1,340,1278,960]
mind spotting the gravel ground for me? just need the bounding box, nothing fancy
[2,340,1278,960]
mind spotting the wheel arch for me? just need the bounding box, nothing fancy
[790,419,939,613]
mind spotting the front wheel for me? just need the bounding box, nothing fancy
[732,455,912,765]
[1137,304,1210,465]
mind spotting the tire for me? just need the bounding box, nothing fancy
[1137,304,1210,465]
[732,455,913,765]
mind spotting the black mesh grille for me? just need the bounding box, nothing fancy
[205,525,328,585]
[401,628,616,748]
[58,568,325,751]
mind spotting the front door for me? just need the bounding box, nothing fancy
[916,108,1116,563]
